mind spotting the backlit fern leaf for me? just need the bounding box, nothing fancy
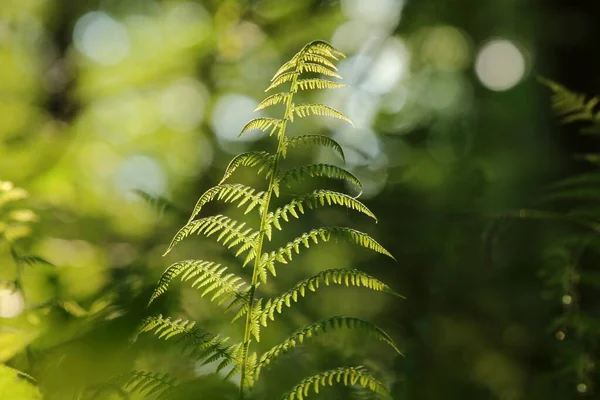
[281,366,388,400]
[304,40,346,60]
[255,92,292,111]
[292,104,353,125]
[138,315,237,371]
[539,77,600,124]
[287,135,345,161]
[114,371,177,399]
[298,63,343,79]
[148,259,247,305]
[265,190,376,239]
[163,215,258,256]
[300,53,339,71]
[257,316,401,377]
[258,228,394,281]
[239,118,283,137]
[220,151,275,184]
[295,78,346,91]
[280,164,363,196]
[149,40,398,399]
[187,184,265,223]
[270,40,345,84]
[256,268,402,324]
[266,72,297,92]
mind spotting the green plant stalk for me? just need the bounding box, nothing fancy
[238,69,300,400]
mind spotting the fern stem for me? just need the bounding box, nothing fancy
[238,65,299,400]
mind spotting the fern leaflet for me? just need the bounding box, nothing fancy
[220,151,275,184]
[264,190,376,239]
[257,316,401,377]
[281,366,388,400]
[163,215,258,256]
[187,184,265,223]
[148,259,247,305]
[255,268,402,324]
[291,104,353,125]
[280,164,363,196]
[137,315,238,371]
[287,135,345,161]
[295,78,346,92]
[255,92,292,111]
[239,118,283,137]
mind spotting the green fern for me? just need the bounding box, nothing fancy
[139,40,399,400]
[539,77,600,125]
[280,366,389,400]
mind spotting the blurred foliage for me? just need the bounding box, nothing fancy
[1,0,599,399]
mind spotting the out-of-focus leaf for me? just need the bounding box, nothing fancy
[0,326,38,362]
[0,364,41,399]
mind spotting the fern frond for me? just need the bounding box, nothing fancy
[291,104,352,125]
[256,268,401,324]
[163,215,258,256]
[266,72,297,92]
[287,135,345,161]
[255,92,292,111]
[138,315,237,370]
[295,78,346,92]
[258,316,401,375]
[220,151,275,184]
[187,184,265,223]
[539,77,600,124]
[280,366,388,400]
[280,164,363,196]
[303,40,346,61]
[258,228,394,280]
[298,63,343,79]
[114,370,177,399]
[148,259,247,305]
[271,58,298,82]
[300,53,339,71]
[265,190,376,237]
[239,118,283,137]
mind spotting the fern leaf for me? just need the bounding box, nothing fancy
[266,72,297,92]
[295,78,346,92]
[299,53,339,71]
[255,92,292,111]
[298,63,343,79]
[148,259,247,305]
[266,190,376,234]
[258,228,394,281]
[239,118,283,137]
[292,104,352,125]
[137,315,237,369]
[287,135,345,161]
[111,370,177,399]
[539,77,600,123]
[271,57,299,82]
[258,316,401,376]
[256,268,401,325]
[280,164,363,196]
[220,151,275,184]
[303,40,346,61]
[163,215,258,256]
[280,366,388,400]
[187,184,265,223]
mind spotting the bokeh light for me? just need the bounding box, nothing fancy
[475,39,527,91]
[0,289,24,318]
[211,94,263,152]
[73,12,131,65]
